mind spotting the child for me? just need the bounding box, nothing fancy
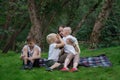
[46,33,64,67]
[20,36,41,69]
[61,27,81,72]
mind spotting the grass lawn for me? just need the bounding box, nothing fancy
[0,46,120,80]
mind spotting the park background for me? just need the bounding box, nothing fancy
[0,0,120,80]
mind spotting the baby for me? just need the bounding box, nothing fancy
[61,27,80,72]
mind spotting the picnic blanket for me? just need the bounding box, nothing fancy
[38,54,112,67]
[79,54,112,67]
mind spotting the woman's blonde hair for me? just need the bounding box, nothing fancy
[46,33,56,44]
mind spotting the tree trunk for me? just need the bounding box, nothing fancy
[2,23,26,53]
[2,33,17,53]
[0,14,11,40]
[72,0,101,36]
[27,0,42,47]
[0,0,14,40]
[90,0,113,49]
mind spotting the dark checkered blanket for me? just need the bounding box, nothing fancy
[79,54,112,67]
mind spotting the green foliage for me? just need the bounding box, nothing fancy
[0,0,30,50]
[0,0,120,52]
[99,1,120,47]
[15,41,26,53]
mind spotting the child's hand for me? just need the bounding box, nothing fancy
[56,33,61,39]
[20,55,25,60]
[28,57,33,61]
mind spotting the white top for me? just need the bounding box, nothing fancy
[64,44,77,55]
[48,43,61,61]
[63,35,77,44]
[22,45,41,57]
[63,35,78,55]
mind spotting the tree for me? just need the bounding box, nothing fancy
[1,0,29,53]
[27,0,72,48]
[0,0,13,41]
[90,0,113,49]
[2,22,27,53]
[72,0,102,36]
[27,0,42,47]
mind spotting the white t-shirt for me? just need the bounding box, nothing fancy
[22,45,41,57]
[63,35,77,44]
[48,43,61,61]
[63,35,78,55]
[64,44,77,55]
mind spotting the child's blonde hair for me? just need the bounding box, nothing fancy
[64,27,72,34]
[46,33,56,44]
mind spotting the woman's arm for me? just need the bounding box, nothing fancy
[74,43,81,54]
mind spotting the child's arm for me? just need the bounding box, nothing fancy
[30,48,41,60]
[56,34,65,48]
[20,46,28,59]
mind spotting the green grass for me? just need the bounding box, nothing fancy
[0,46,120,80]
